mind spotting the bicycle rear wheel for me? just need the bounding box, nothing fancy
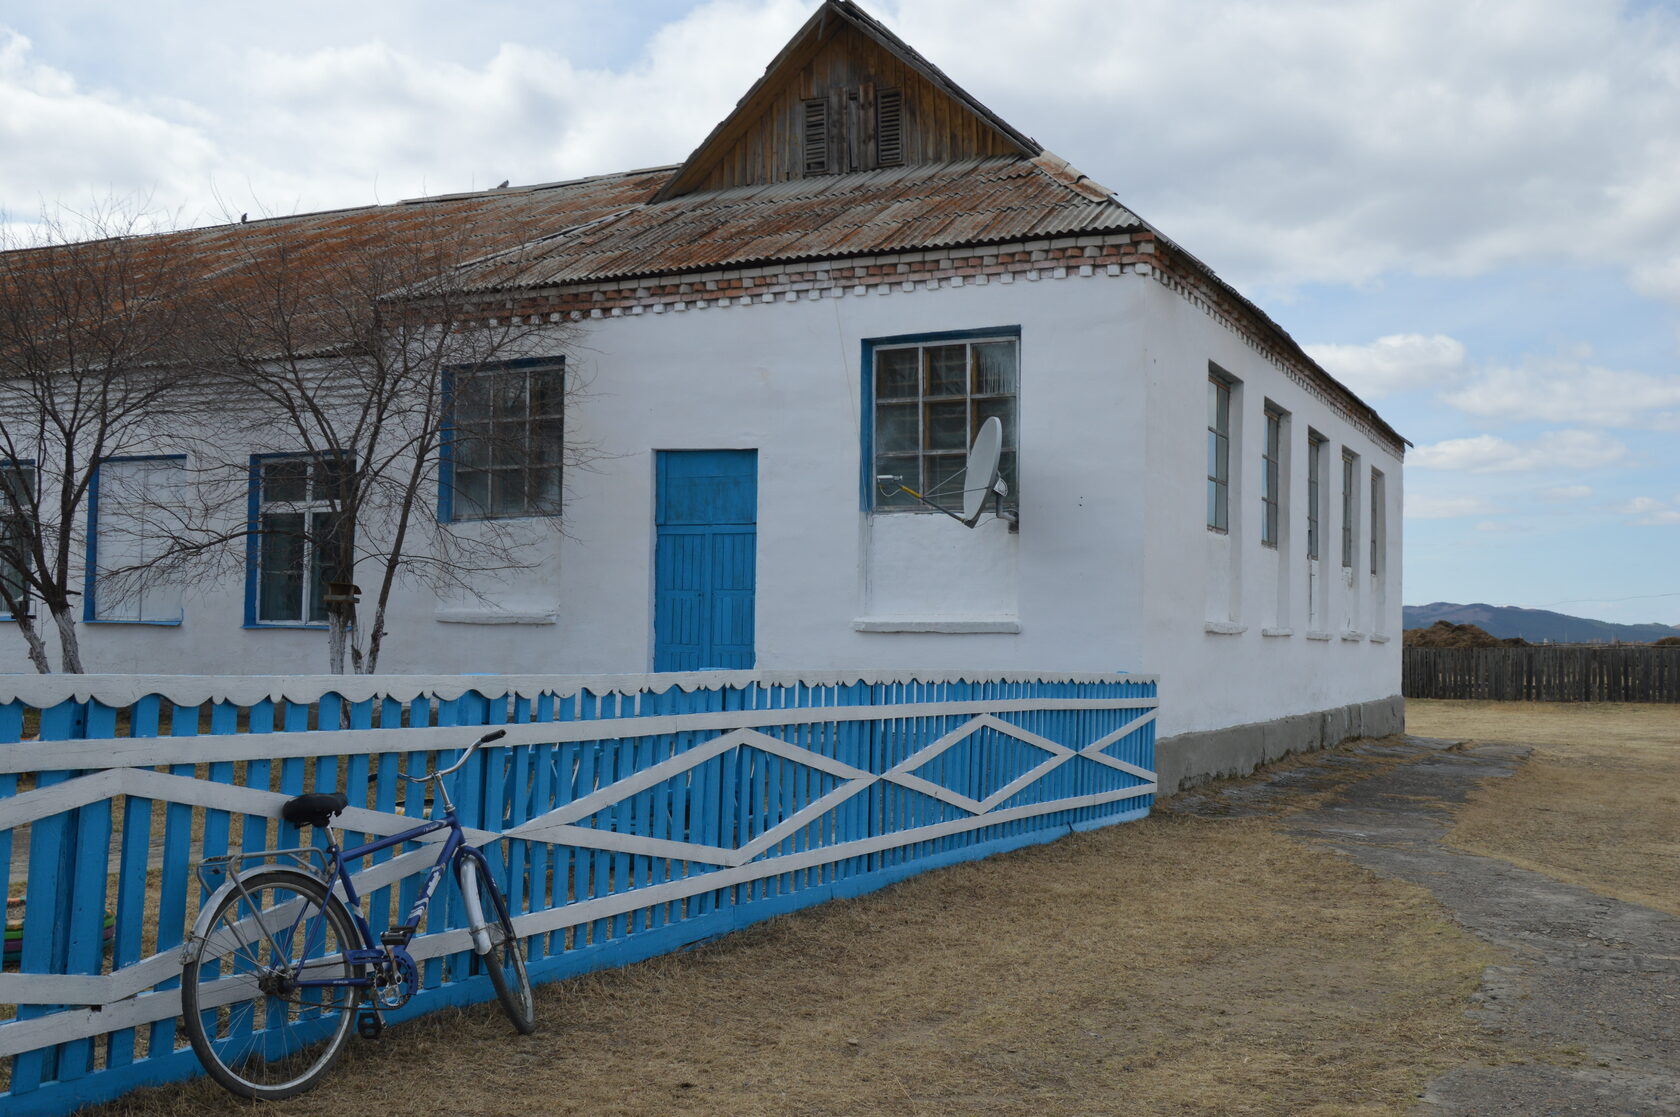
[181,868,364,1100]
[456,848,537,1034]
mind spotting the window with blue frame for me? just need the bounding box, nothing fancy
[88,456,186,623]
[443,359,565,521]
[0,463,34,613]
[869,334,1017,514]
[251,453,349,625]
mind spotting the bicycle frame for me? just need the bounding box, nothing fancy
[193,728,510,1000]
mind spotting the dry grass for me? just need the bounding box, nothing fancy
[1407,699,1680,917]
[91,797,1502,1117]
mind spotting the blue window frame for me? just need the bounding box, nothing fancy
[246,452,349,628]
[439,357,565,522]
[83,455,187,625]
[860,326,1020,514]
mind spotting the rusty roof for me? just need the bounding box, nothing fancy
[455,154,1140,292]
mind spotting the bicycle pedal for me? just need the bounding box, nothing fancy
[357,1011,384,1040]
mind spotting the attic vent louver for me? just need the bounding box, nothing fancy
[876,88,903,167]
[803,99,829,175]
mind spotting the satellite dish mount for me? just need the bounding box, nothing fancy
[876,416,1015,530]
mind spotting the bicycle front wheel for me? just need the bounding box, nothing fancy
[181,868,364,1100]
[456,848,537,1034]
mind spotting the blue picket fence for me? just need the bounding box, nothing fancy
[0,670,1157,1114]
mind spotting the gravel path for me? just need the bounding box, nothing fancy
[1173,735,1680,1116]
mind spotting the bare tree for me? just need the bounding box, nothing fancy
[190,208,587,674]
[0,204,200,672]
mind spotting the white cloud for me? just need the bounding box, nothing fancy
[0,31,219,226]
[1305,333,1467,398]
[1615,496,1680,525]
[1444,361,1680,429]
[1405,494,1496,519]
[1542,484,1593,501]
[0,2,813,225]
[1410,430,1628,472]
[880,0,1680,301]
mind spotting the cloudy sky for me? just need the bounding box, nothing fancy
[4,0,1678,625]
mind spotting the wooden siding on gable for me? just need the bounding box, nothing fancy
[683,22,1026,194]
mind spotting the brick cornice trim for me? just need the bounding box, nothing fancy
[452,234,1403,456]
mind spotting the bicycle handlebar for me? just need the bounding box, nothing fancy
[401,728,508,785]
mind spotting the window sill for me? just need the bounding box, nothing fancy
[1261,626,1293,638]
[244,623,329,631]
[852,617,1020,634]
[85,618,184,627]
[1203,621,1247,636]
[1206,526,1229,536]
[1305,630,1333,642]
[1369,632,1392,644]
[1340,630,1366,642]
[435,610,557,626]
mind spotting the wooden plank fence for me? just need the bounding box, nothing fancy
[1404,646,1680,702]
[0,669,1157,1116]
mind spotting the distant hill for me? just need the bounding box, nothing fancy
[1404,602,1680,645]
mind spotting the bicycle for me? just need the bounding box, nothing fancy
[180,728,536,1100]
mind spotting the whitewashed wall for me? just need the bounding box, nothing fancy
[1,268,1401,739]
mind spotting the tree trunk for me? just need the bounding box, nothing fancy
[359,602,390,674]
[51,605,83,673]
[327,612,351,675]
[15,614,52,674]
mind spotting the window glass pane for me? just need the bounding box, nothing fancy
[972,341,1017,395]
[454,468,489,519]
[493,468,528,517]
[924,400,968,451]
[875,402,919,453]
[876,454,921,507]
[1,466,34,607]
[924,454,966,508]
[924,346,966,397]
[875,349,919,399]
[453,430,489,471]
[528,464,561,510]
[259,512,304,622]
[974,396,1015,447]
[313,454,350,504]
[262,460,308,503]
[494,374,529,421]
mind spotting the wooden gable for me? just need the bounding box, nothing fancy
[654,1,1039,201]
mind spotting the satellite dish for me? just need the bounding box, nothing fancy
[874,415,1012,529]
[961,416,1004,525]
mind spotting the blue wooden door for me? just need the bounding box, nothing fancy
[654,450,757,671]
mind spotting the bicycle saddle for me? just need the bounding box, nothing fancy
[281,792,349,828]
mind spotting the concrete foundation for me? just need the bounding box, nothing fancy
[1155,694,1405,795]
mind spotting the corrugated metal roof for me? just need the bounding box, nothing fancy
[454,155,1141,292]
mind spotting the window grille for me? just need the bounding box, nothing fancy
[446,361,565,521]
[254,453,349,624]
[1261,408,1282,546]
[1207,377,1231,531]
[873,337,1017,514]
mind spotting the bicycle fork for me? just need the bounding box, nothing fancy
[456,856,494,956]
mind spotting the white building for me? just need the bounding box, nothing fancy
[1,1,1404,790]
